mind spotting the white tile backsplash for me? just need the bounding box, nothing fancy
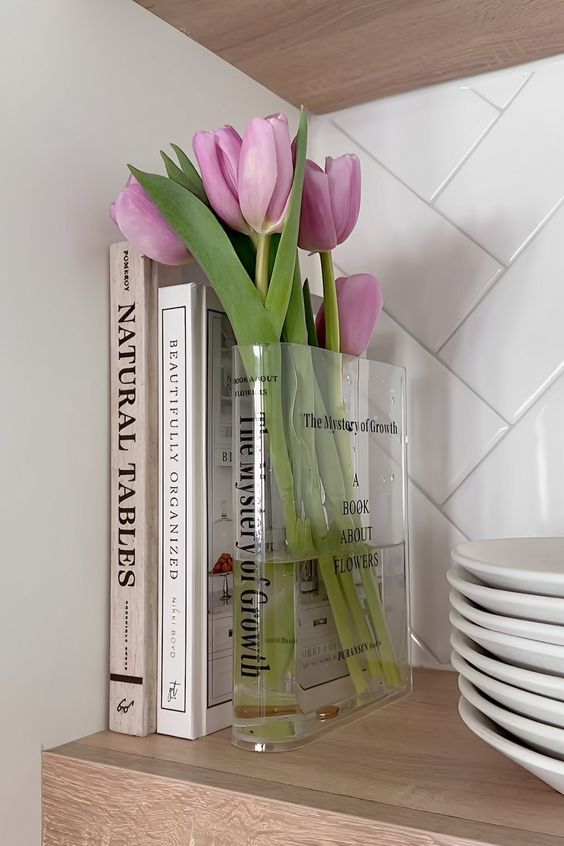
[315,55,564,665]
[435,61,564,263]
[443,376,564,539]
[368,311,508,504]
[313,121,503,352]
[439,203,564,422]
[463,68,530,109]
[408,483,467,665]
[333,88,498,199]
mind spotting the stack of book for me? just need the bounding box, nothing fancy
[109,241,235,739]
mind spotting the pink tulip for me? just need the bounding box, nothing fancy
[299,155,361,252]
[110,175,191,265]
[316,274,383,356]
[193,125,249,233]
[238,113,294,234]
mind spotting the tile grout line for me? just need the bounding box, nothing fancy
[436,194,564,354]
[499,70,535,109]
[375,305,513,426]
[329,121,508,268]
[430,111,503,204]
[408,474,451,515]
[441,371,564,510]
[467,89,502,111]
[509,361,564,420]
[467,69,533,112]
[435,266,508,354]
[408,476,469,539]
[438,426,514,510]
[409,630,448,667]
[430,73,534,204]
[507,194,564,264]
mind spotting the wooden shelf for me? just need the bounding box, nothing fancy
[42,669,564,845]
[135,0,564,112]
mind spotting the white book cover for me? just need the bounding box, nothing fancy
[157,282,234,739]
[109,242,157,737]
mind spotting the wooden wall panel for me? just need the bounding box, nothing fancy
[135,0,564,112]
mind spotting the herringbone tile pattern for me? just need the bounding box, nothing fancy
[308,56,564,665]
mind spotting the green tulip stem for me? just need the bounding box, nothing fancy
[319,251,340,353]
[255,233,271,302]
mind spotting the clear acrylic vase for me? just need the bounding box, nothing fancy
[232,343,411,751]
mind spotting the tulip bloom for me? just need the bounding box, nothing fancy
[110,175,191,265]
[238,113,294,234]
[299,155,361,252]
[316,274,383,356]
[193,125,249,233]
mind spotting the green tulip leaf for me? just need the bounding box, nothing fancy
[162,150,255,277]
[302,278,318,346]
[170,143,207,204]
[161,151,203,197]
[129,167,276,345]
[282,254,308,345]
[265,107,308,335]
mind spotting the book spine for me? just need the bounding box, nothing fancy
[156,283,234,739]
[201,292,234,736]
[157,284,197,739]
[109,242,157,736]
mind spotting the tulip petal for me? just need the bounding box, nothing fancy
[264,113,293,232]
[298,160,337,252]
[336,274,383,356]
[194,130,248,233]
[326,154,361,245]
[112,177,191,265]
[214,125,242,197]
[238,118,277,233]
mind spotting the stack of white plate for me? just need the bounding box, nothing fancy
[448,538,564,794]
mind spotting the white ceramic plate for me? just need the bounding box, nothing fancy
[459,675,564,760]
[451,629,564,702]
[452,538,564,597]
[451,649,564,729]
[449,588,564,646]
[450,609,564,675]
[459,696,564,795]
[447,564,564,626]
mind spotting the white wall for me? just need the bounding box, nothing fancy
[309,56,564,668]
[0,2,296,842]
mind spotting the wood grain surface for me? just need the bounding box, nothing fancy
[42,670,564,845]
[134,0,564,112]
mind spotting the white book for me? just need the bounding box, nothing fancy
[109,242,158,736]
[109,242,199,736]
[157,282,234,739]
